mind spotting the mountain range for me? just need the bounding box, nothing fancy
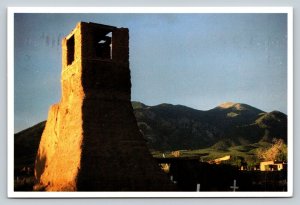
[14,101,287,169]
[132,101,287,151]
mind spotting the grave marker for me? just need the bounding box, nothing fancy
[230,179,239,192]
[196,183,200,192]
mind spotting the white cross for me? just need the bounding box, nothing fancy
[230,179,239,192]
[196,183,200,192]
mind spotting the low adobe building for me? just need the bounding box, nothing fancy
[260,161,286,171]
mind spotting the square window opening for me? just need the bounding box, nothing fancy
[96,32,112,59]
[67,35,75,65]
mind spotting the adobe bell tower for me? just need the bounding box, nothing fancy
[34,22,175,191]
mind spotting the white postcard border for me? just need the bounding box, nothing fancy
[7,6,293,198]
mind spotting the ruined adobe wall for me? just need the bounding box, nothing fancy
[35,23,84,191]
[35,22,175,191]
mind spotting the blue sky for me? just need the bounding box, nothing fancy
[14,13,287,132]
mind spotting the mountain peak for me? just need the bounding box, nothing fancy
[216,102,265,114]
[217,102,248,111]
[218,102,237,109]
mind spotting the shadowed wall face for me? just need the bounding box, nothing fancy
[34,22,175,191]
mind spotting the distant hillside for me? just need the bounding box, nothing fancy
[14,121,46,170]
[14,102,287,169]
[133,101,287,151]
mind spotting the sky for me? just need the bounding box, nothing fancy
[14,13,288,132]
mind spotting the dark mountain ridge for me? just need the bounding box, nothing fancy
[132,101,287,151]
[14,101,287,170]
